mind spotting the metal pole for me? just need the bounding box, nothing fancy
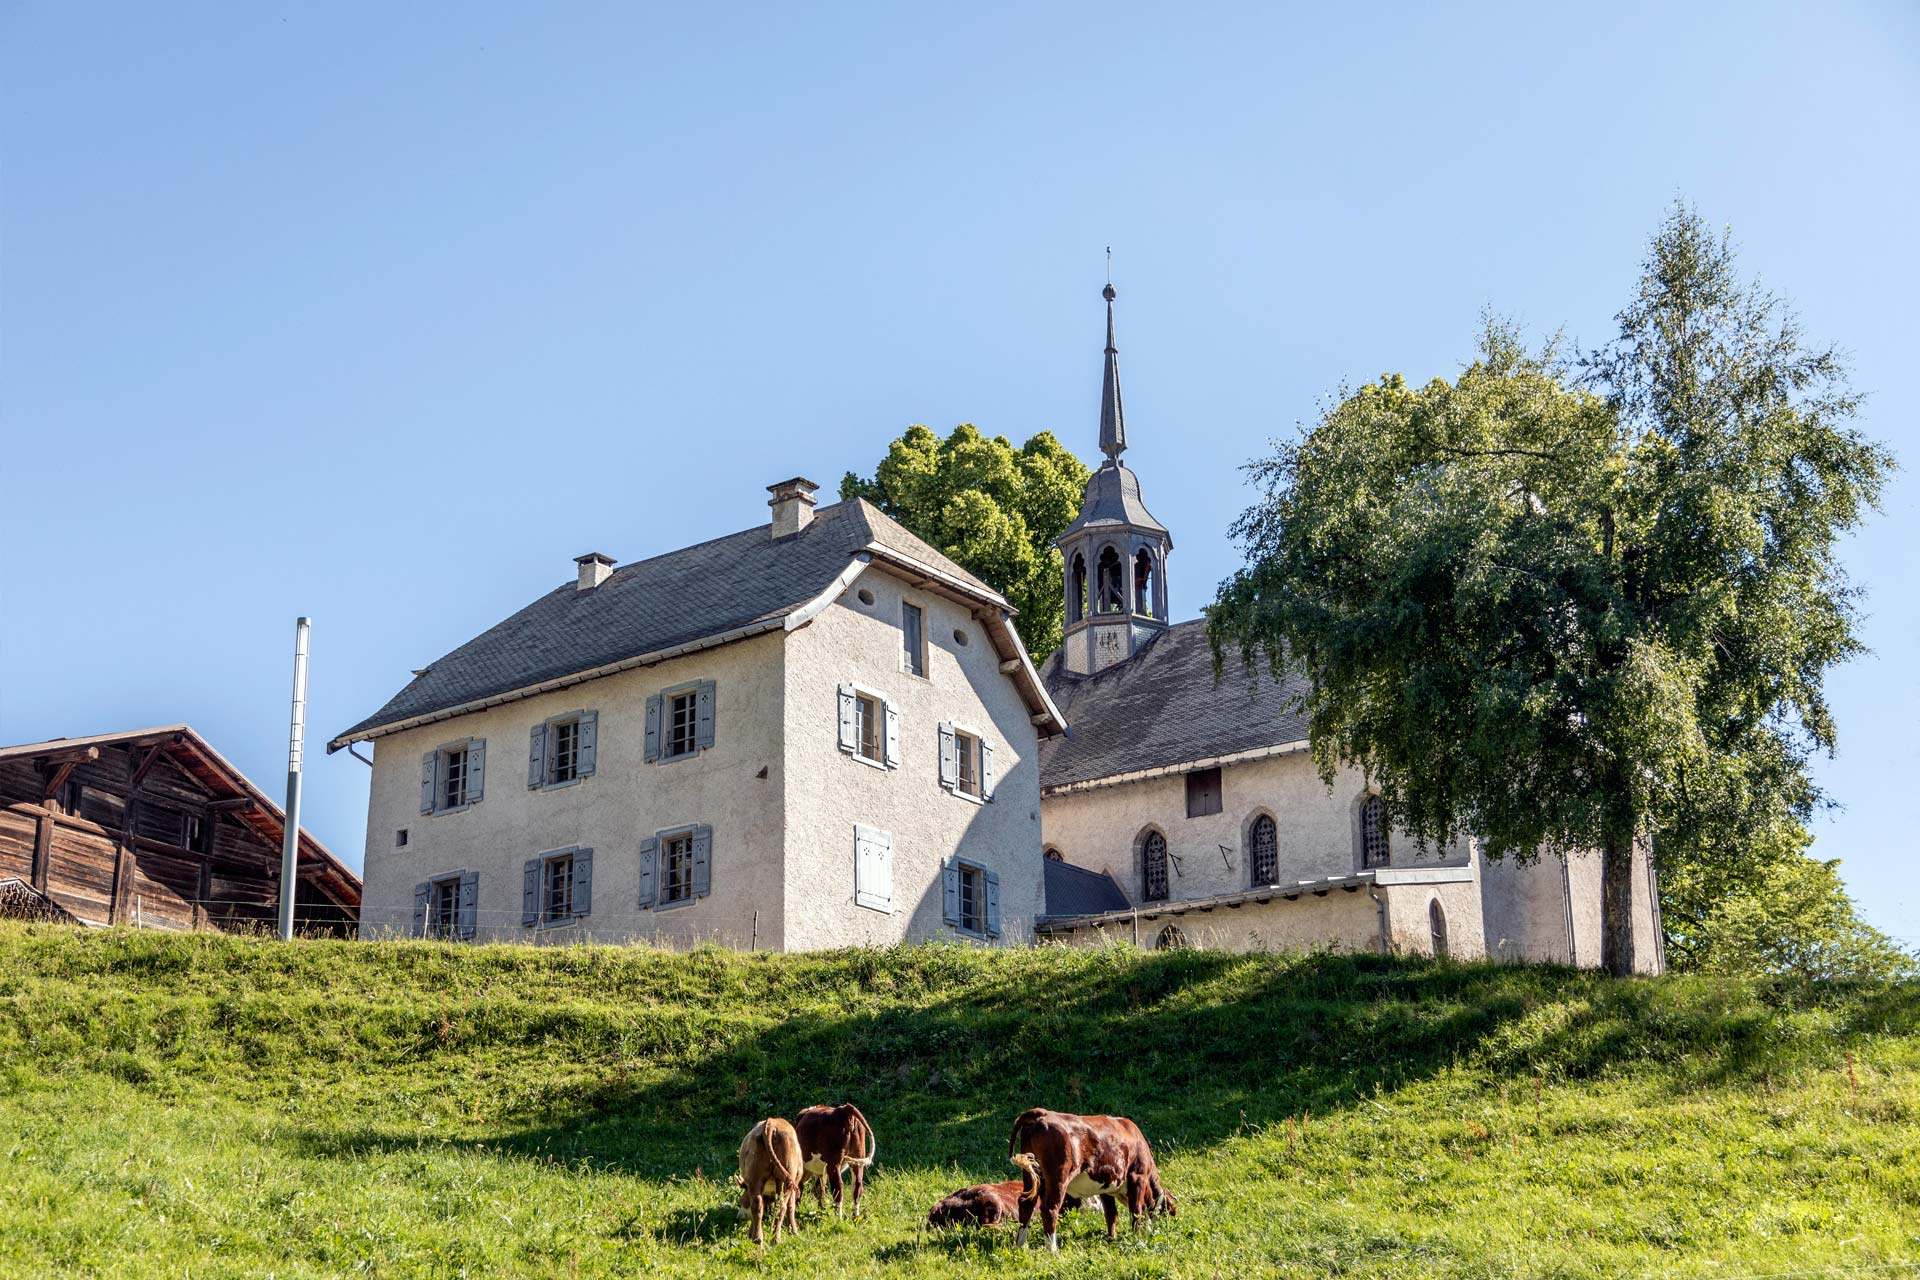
[278,617,311,942]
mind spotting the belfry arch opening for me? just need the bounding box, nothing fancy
[1134,548,1154,617]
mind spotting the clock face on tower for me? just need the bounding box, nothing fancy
[1094,627,1127,669]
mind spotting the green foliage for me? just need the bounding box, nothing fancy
[1210,205,1894,973]
[842,424,1090,659]
[1,923,1916,1278]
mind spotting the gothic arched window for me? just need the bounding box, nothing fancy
[1134,549,1154,617]
[1096,546,1125,614]
[1429,898,1449,959]
[1361,794,1390,868]
[1155,924,1186,951]
[1069,553,1087,623]
[1140,830,1169,902]
[1248,814,1279,886]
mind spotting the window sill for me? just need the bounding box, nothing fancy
[429,803,475,817]
[855,897,891,914]
[535,778,584,793]
[653,750,703,765]
[943,786,987,806]
[651,895,700,913]
[846,752,891,772]
[535,915,582,931]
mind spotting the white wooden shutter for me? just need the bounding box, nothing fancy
[985,869,1001,937]
[691,825,713,899]
[854,824,891,911]
[522,860,540,926]
[883,703,901,768]
[644,695,663,762]
[937,723,958,790]
[420,754,436,814]
[457,871,479,940]
[528,725,547,789]
[465,739,486,803]
[836,685,858,753]
[941,859,961,927]
[695,681,716,750]
[637,837,659,907]
[979,739,995,801]
[573,846,593,916]
[577,710,598,777]
[412,882,430,936]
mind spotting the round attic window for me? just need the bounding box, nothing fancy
[857,587,876,606]
[953,629,969,646]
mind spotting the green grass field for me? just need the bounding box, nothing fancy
[0,923,1913,1279]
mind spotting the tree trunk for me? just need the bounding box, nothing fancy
[1600,831,1638,978]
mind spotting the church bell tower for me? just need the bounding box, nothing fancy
[1057,282,1171,675]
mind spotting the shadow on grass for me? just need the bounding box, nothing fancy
[292,949,1920,1189]
[655,1206,742,1245]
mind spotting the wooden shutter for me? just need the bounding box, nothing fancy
[854,824,891,911]
[637,837,659,908]
[836,685,858,753]
[522,860,539,926]
[941,859,961,927]
[457,871,479,940]
[979,739,994,801]
[691,825,713,899]
[466,738,486,803]
[937,723,958,789]
[527,724,547,789]
[984,869,1001,938]
[412,882,430,936]
[573,846,593,916]
[644,694,663,762]
[883,703,901,769]
[695,681,716,750]
[577,710,598,777]
[420,754,436,815]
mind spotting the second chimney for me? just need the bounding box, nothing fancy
[574,552,615,590]
[767,477,819,538]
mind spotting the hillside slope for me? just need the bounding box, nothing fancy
[0,923,1914,1278]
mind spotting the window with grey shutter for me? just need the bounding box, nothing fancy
[577,710,597,777]
[941,859,960,927]
[420,754,436,815]
[457,871,479,940]
[573,846,593,916]
[522,859,540,926]
[979,739,994,801]
[854,824,891,911]
[413,882,430,936]
[695,681,716,750]
[527,724,546,789]
[937,723,958,789]
[883,703,901,768]
[690,825,712,899]
[637,836,659,908]
[644,694,663,762]
[984,869,1001,938]
[837,685,858,753]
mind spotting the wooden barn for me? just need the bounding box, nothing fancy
[0,725,360,933]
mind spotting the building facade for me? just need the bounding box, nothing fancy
[1034,288,1663,971]
[333,482,1064,950]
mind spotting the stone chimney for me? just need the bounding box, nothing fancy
[574,552,615,591]
[767,477,819,538]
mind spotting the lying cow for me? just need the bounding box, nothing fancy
[1008,1107,1175,1250]
[735,1117,804,1245]
[925,1180,1083,1230]
[793,1102,875,1217]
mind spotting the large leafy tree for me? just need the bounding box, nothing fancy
[842,424,1091,660]
[1210,206,1893,976]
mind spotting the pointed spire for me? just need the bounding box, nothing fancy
[1099,280,1127,462]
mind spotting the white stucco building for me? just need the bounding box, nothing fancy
[331,480,1064,950]
[1031,286,1663,971]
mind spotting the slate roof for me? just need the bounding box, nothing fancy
[1058,460,1168,544]
[1042,857,1132,919]
[1039,618,1310,789]
[331,499,1024,747]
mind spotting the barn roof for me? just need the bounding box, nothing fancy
[0,725,361,908]
[330,497,1065,749]
[1042,857,1131,919]
[1039,619,1310,790]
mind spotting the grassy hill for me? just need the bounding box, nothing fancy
[0,923,1914,1279]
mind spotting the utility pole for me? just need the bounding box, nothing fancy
[277,617,311,942]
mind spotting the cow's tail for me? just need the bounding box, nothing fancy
[843,1103,877,1169]
[1009,1152,1043,1203]
[771,1126,803,1189]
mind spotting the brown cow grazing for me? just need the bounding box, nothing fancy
[926,1181,1083,1230]
[735,1117,804,1245]
[793,1102,876,1218]
[1008,1108,1176,1251]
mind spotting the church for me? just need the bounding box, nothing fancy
[1031,286,1664,971]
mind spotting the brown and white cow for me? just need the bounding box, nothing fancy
[1007,1108,1175,1251]
[735,1117,804,1245]
[793,1102,875,1217]
[925,1180,1084,1230]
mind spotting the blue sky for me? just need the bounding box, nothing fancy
[3,2,1915,943]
